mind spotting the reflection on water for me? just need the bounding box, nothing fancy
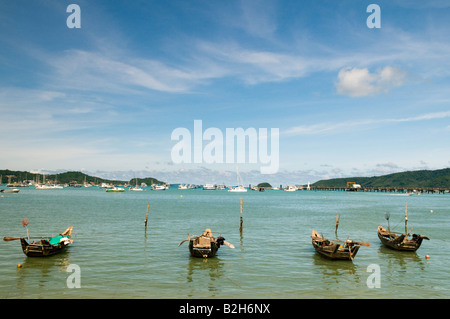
[311,253,360,290]
[377,246,429,288]
[14,250,73,295]
[185,257,225,298]
[377,246,424,265]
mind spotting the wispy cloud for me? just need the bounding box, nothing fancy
[46,50,197,93]
[283,111,450,136]
[387,111,450,123]
[237,0,278,38]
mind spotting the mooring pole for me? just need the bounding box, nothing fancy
[335,212,340,237]
[145,203,149,234]
[240,198,243,232]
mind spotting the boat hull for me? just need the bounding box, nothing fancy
[1,189,20,193]
[106,188,125,192]
[377,226,428,252]
[189,239,220,258]
[312,239,360,260]
[311,230,360,261]
[20,238,70,257]
[20,226,73,257]
[187,229,225,258]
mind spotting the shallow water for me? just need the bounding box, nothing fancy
[0,187,448,298]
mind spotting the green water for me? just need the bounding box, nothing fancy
[0,187,448,299]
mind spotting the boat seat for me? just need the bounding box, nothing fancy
[195,237,211,248]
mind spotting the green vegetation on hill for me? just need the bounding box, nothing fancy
[0,169,164,186]
[257,182,272,188]
[312,168,450,188]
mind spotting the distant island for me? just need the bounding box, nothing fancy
[257,182,272,188]
[312,168,450,189]
[0,169,165,186]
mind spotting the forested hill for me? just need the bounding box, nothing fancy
[312,168,450,188]
[0,169,164,185]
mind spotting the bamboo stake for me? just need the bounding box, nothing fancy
[404,201,408,236]
[335,212,341,236]
[240,198,243,232]
[144,203,149,233]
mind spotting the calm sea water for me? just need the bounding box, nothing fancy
[0,186,448,299]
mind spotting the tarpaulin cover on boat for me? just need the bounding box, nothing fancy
[48,235,66,246]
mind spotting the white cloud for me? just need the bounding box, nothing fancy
[335,66,406,97]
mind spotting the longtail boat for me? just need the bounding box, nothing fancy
[311,230,369,261]
[18,227,73,257]
[178,228,234,258]
[378,202,429,252]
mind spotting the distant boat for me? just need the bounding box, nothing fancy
[377,202,429,251]
[178,184,189,190]
[203,184,216,190]
[35,184,51,190]
[129,178,143,191]
[228,167,247,192]
[311,230,368,261]
[284,186,298,192]
[100,183,114,189]
[178,228,234,258]
[6,183,29,187]
[1,188,20,193]
[106,187,125,193]
[35,184,63,189]
[152,184,168,190]
[84,177,92,187]
[228,185,247,192]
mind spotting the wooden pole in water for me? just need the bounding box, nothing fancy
[145,203,149,233]
[335,212,340,237]
[404,201,408,235]
[240,198,243,232]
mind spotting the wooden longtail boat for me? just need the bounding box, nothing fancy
[377,226,429,251]
[378,202,429,252]
[311,230,367,261]
[20,226,73,257]
[178,228,234,258]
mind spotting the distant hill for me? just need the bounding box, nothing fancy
[312,168,450,188]
[0,169,164,186]
[257,182,272,188]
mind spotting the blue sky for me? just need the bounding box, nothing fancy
[1,0,450,185]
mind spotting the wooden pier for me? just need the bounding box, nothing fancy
[308,186,449,194]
